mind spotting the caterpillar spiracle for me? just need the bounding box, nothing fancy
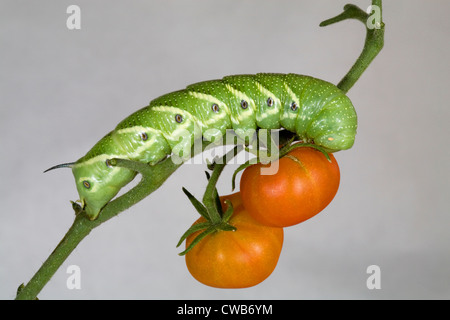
[46,73,357,220]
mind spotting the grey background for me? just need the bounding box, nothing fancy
[1,0,449,299]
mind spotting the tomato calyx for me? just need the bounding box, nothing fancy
[176,188,236,256]
[177,146,242,256]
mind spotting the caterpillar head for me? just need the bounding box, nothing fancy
[45,159,135,220]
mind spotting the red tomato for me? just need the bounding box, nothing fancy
[240,147,340,227]
[185,193,284,288]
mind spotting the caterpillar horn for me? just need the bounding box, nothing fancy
[44,162,76,173]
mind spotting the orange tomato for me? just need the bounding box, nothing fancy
[185,193,284,288]
[240,147,340,227]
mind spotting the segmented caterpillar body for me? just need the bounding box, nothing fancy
[52,73,357,219]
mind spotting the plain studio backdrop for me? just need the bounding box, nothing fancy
[1,0,449,299]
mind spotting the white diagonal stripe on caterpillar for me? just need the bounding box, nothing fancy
[254,82,282,122]
[73,154,120,168]
[255,82,281,106]
[187,91,231,116]
[224,84,257,113]
[115,125,161,136]
[281,81,300,121]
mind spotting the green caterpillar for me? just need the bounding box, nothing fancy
[46,73,357,220]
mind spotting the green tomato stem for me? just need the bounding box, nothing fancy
[320,0,385,93]
[202,145,242,224]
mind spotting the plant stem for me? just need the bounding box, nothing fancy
[320,0,384,93]
[202,145,243,224]
[15,215,92,300]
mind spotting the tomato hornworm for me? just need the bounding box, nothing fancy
[45,73,357,220]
